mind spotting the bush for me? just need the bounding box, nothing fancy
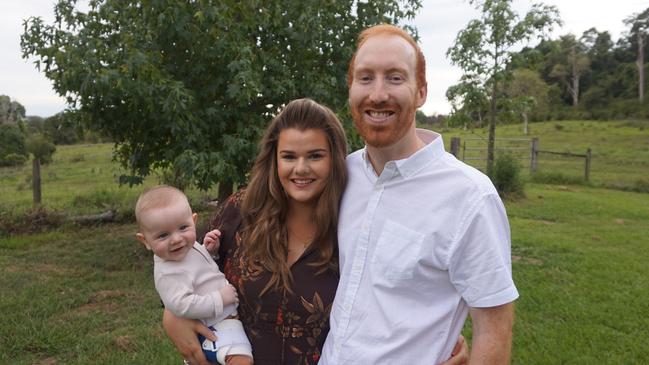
[26,134,56,164]
[0,124,27,166]
[491,153,525,199]
[0,153,28,167]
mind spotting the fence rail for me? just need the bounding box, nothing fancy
[450,137,592,181]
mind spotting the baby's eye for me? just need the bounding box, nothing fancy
[179,225,189,231]
[157,232,169,239]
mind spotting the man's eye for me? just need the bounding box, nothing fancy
[358,75,372,83]
[389,75,404,82]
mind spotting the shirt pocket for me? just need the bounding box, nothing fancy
[371,219,425,282]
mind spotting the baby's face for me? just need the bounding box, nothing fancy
[137,199,197,261]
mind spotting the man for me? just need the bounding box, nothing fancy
[319,24,519,364]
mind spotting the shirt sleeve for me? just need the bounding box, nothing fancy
[155,269,225,320]
[448,193,519,308]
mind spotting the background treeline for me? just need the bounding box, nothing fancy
[447,7,649,126]
[0,95,107,167]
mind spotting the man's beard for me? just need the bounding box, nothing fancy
[351,100,416,148]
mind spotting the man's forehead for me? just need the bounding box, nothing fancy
[354,34,417,69]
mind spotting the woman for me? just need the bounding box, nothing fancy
[163,98,467,365]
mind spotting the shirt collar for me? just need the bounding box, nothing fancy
[361,129,445,179]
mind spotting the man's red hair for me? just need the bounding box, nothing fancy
[347,24,427,89]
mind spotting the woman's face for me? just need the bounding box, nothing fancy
[277,128,332,207]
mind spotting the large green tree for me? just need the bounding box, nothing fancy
[22,0,421,196]
[447,0,560,176]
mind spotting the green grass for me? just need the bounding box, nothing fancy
[1,121,648,363]
[1,184,647,364]
[506,184,649,364]
[0,224,181,364]
[0,143,219,217]
[437,120,649,189]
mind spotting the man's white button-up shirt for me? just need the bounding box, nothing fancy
[320,129,519,364]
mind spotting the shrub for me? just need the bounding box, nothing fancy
[491,153,525,199]
[0,124,27,166]
[0,153,28,167]
[26,134,56,164]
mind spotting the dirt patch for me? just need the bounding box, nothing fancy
[512,255,543,265]
[90,290,128,303]
[32,357,57,365]
[114,335,136,352]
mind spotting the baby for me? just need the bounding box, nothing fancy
[135,185,252,364]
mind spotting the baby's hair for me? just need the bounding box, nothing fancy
[135,185,188,225]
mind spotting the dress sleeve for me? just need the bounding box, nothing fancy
[207,190,245,268]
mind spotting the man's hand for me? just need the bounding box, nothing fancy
[469,302,515,364]
[204,229,222,255]
[219,283,239,307]
[226,355,253,365]
[162,309,215,365]
[438,335,469,365]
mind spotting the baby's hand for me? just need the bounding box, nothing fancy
[219,283,239,307]
[204,229,222,255]
[226,354,253,365]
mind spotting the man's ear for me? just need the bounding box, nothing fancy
[136,233,152,250]
[416,82,428,108]
[192,213,198,224]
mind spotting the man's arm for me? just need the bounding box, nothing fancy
[468,302,514,364]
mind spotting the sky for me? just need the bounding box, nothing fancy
[1,0,648,118]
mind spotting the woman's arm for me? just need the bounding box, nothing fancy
[438,335,469,365]
[162,309,216,365]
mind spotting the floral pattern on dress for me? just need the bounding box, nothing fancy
[209,191,338,365]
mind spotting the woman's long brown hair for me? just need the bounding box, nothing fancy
[240,98,348,295]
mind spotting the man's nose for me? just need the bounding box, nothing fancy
[369,79,389,104]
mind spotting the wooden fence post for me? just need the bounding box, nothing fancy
[530,138,538,174]
[450,137,460,157]
[584,148,591,181]
[32,158,41,207]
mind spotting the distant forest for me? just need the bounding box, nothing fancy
[435,7,649,126]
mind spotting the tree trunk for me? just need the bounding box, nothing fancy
[572,74,580,107]
[522,112,529,135]
[638,32,645,103]
[218,178,234,202]
[32,158,41,207]
[487,78,497,177]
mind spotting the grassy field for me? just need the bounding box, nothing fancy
[0,143,219,217]
[439,120,649,189]
[1,183,648,364]
[1,119,648,363]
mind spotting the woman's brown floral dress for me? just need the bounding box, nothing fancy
[209,191,338,365]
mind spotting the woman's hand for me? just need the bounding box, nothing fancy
[162,309,216,365]
[438,335,469,365]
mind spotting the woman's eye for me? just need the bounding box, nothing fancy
[282,155,296,161]
[309,153,324,160]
